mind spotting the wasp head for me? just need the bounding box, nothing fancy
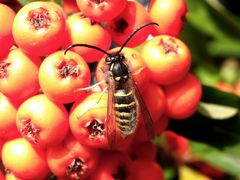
[106,53,125,65]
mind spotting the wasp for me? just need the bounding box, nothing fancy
[65,22,159,146]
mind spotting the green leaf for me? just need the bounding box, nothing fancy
[164,167,177,180]
[194,64,220,86]
[198,102,239,120]
[17,0,63,6]
[167,113,240,176]
[205,0,240,36]
[190,141,240,176]
[185,0,225,40]
[168,113,240,154]
[219,59,239,84]
[186,0,240,41]
[180,23,210,65]
[17,0,35,5]
[53,0,63,6]
[207,40,240,58]
[184,0,240,62]
[201,85,240,108]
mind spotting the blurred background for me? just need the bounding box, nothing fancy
[137,0,240,179]
[158,0,240,179]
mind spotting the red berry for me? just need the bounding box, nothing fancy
[165,73,202,119]
[47,134,100,179]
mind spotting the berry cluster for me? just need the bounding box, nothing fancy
[0,0,202,179]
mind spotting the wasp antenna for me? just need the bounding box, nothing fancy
[117,22,159,53]
[64,43,111,56]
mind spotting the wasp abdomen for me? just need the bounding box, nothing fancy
[114,89,137,137]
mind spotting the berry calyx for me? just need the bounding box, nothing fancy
[159,37,179,54]
[56,59,81,79]
[19,118,41,144]
[86,119,105,140]
[66,158,88,179]
[0,61,11,78]
[28,7,51,30]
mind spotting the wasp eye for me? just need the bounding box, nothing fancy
[119,54,125,60]
[106,56,111,62]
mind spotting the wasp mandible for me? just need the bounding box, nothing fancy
[65,22,159,147]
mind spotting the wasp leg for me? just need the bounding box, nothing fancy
[76,86,108,119]
[74,80,105,92]
[131,66,145,76]
[96,86,108,104]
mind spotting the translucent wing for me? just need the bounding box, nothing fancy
[128,76,155,139]
[105,72,117,148]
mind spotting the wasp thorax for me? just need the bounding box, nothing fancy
[110,61,129,83]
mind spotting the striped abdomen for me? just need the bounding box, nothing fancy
[114,88,137,137]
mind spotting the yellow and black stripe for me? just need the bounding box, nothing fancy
[114,89,137,136]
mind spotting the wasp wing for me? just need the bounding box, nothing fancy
[128,76,155,139]
[105,72,117,148]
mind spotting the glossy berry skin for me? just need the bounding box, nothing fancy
[0,48,41,103]
[91,151,133,180]
[0,93,19,139]
[2,138,49,180]
[39,50,91,104]
[46,134,99,179]
[63,0,79,14]
[139,82,166,125]
[69,92,109,149]
[5,172,23,180]
[76,0,127,22]
[107,0,154,47]
[0,170,4,180]
[129,141,157,161]
[16,94,69,149]
[0,3,15,58]
[136,114,169,143]
[12,1,66,56]
[163,130,190,161]
[164,73,202,119]
[64,13,111,63]
[149,0,187,36]
[141,35,191,85]
[133,82,167,142]
[130,159,164,180]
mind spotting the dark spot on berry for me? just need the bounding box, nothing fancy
[114,18,128,33]
[112,165,128,180]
